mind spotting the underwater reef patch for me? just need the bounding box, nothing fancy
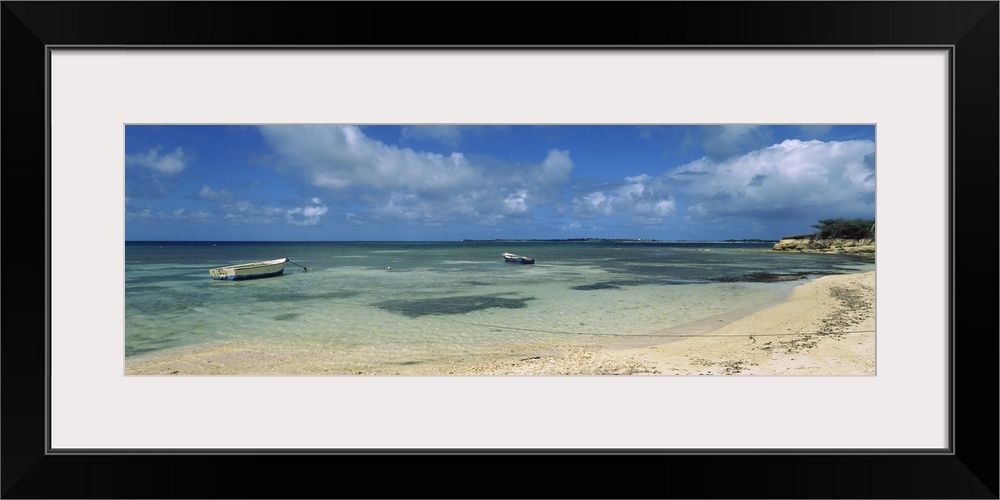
[375,294,534,317]
[570,282,622,291]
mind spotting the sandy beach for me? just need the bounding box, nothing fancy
[453,269,875,375]
[125,270,874,376]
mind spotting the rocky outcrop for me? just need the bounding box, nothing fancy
[772,236,875,257]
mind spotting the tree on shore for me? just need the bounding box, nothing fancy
[809,218,875,239]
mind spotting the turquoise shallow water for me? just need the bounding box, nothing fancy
[124,241,874,371]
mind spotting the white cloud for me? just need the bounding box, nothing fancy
[572,174,676,221]
[636,199,677,218]
[374,192,435,223]
[503,190,528,214]
[125,146,189,175]
[197,185,235,203]
[539,149,573,184]
[258,125,574,226]
[577,191,611,216]
[260,125,481,193]
[189,209,214,220]
[669,139,875,222]
[127,193,330,228]
[286,203,329,226]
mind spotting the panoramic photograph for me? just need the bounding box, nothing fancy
[124,124,876,376]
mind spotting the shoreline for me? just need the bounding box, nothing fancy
[446,270,875,375]
[125,270,875,376]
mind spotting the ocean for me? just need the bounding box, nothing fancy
[124,241,874,374]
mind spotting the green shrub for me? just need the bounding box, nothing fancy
[810,218,875,239]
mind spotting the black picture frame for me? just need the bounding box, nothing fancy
[3,1,997,498]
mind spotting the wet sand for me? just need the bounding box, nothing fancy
[449,270,876,375]
[125,270,875,376]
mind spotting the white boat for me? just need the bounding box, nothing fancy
[502,252,535,264]
[209,258,288,280]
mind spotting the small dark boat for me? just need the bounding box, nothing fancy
[502,252,535,264]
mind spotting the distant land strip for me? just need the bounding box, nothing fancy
[462,238,779,243]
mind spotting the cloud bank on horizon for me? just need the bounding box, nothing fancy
[125,124,875,241]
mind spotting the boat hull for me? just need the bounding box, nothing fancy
[502,253,535,264]
[210,258,288,280]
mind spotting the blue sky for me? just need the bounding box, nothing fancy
[125,124,875,241]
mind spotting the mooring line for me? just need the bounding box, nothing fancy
[287,259,309,272]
